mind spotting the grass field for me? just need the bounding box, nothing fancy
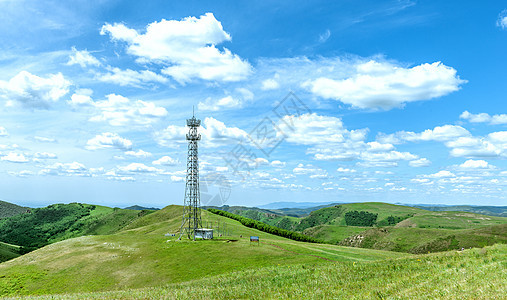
[0,242,21,264]
[7,244,506,299]
[0,206,407,297]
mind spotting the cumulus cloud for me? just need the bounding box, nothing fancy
[446,132,507,158]
[68,89,94,107]
[86,132,133,151]
[100,13,252,84]
[261,76,280,91]
[1,152,29,163]
[89,94,168,126]
[67,47,101,68]
[97,67,168,87]
[124,149,152,158]
[39,162,88,176]
[152,155,179,166]
[458,159,495,169]
[293,163,328,179]
[0,71,71,109]
[409,158,431,167]
[497,10,507,29]
[0,126,8,137]
[460,111,507,125]
[198,88,253,111]
[155,117,249,148]
[270,160,286,168]
[304,60,465,110]
[380,125,471,144]
[117,163,162,174]
[424,170,455,178]
[34,152,58,159]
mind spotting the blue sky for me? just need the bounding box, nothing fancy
[1,0,506,208]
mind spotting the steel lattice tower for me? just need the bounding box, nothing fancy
[178,112,202,240]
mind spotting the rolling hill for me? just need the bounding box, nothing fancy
[213,202,507,253]
[0,200,28,219]
[0,204,504,299]
[0,203,154,262]
[0,205,408,297]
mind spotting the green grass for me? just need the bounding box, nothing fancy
[0,200,27,219]
[0,242,21,263]
[11,244,507,299]
[0,206,407,297]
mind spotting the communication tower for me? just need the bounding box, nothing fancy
[178,111,202,240]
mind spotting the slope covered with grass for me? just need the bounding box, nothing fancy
[0,200,28,219]
[0,205,407,297]
[0,241,22,263]
[13,244,507,299]
[0,203,152,254]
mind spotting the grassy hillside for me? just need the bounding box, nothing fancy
[0,203,153,256]
[0,205,408,297]
[412,204,507,217]
[0,200,28,219]
[293,203,507,253]
[9,244,507,299]
[0,241,22,263]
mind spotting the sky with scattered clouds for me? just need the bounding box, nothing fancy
[1,0,506,208]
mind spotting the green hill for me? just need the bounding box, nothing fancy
[0,203,153,260]
[0,200,28,219]
[217,202,507,253]
[0,205,407,297]
[0,241,22,263]
[14,244,506,299]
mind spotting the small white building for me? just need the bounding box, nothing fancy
[195,228,213,239]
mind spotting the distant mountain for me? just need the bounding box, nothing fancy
[411,205,507,217]
[125,205,160,211]
[0,200,29,219]
[258,201,339,209]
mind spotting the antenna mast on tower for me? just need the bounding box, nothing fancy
[178,110,202,240]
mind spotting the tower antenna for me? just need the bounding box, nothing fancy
[178,111,202,240]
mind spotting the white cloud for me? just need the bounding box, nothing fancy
[319,29,331,43]
[424,170,455,178]
[117,162,162,174]
[1,152,29,163]
[152,156,179,166]
[155,117,249,148]
[198,95,241,111]
[446,132,507,158]
[9,170,35,178]
[0,71,71,109]
[100,13,252,84]
[0,126,8,137]
[261,78,280,91]
[270,160,286,168]
[198,88,253,111]
[68,89,94,107]
[39,162,88,176]
[293,163,328,178]
[497,10,507,29]
[34,136,57,143]
[34,152,58,159]
[382,125,471,144]
[171,175,185,182]
[89,94,168,126]
[360,150,418,167]
[97,67,168,87]
[124,149,152,158]
[336,167,356,173]
[86,132,133,151]
[409,158,431,167]
[304,60,465,110]
[460,111,507,125]
[67,47,101,68]
[458,159,494,169]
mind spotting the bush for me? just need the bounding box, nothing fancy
[207,209,322,243]
[344,210,377,226]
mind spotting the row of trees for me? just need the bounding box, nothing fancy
[207,209,322,243]
[344,210,378,226]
